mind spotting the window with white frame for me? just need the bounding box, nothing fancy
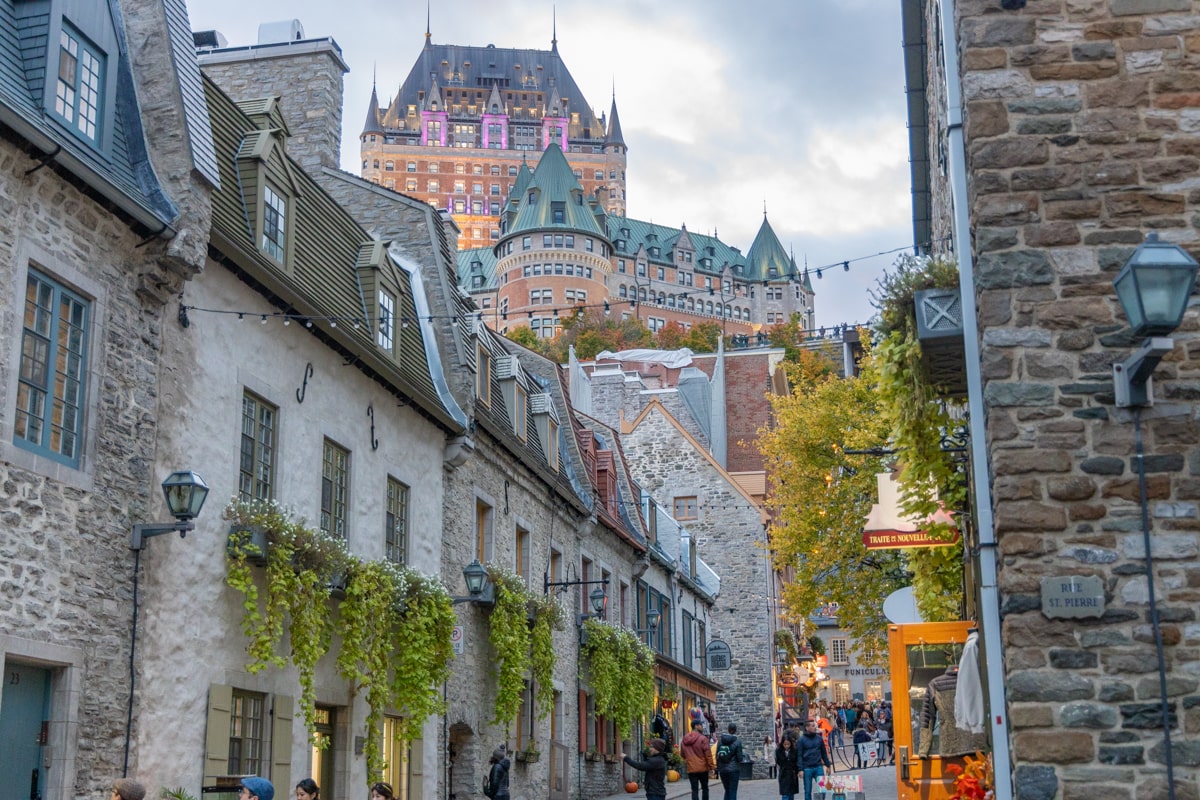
[55,25,104,143]
[830,637,849,665]
[378,289,396,351]
[261,184,287,262]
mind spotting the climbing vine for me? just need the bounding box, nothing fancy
[867,254,966,620]
[224,500,454,770]
[581,619,656,739]
[529,592,567,720]
[488,567,533,727]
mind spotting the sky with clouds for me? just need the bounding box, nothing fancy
[187,0,916,329]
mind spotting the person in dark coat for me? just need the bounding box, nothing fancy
[796,720,832,800]
[624,737,668,800]
[716,723,746,800]
[486,747,510,800]
[774,734,800,800]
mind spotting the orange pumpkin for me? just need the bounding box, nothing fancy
[625,782,639,793]
[666,769,680,782]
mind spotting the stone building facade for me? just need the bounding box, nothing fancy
[906,1,1200,797]
[0,0,212,796]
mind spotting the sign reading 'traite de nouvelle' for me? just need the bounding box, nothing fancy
[1041,575,1105,619]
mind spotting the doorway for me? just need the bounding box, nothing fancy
[311,706,335,800]
[0,661,51,800]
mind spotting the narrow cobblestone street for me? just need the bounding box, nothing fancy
[599,764,899,800]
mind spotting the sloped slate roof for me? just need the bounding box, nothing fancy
[204,73,464,433]
[0,0,177,227]
[507,143,607,237]
[372,41,604,139]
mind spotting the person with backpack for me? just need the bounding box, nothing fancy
[483,746,509,800]
[715,722,745,800]
[796,720,832,800]
[681,720,717,800]
[624,737,668,800]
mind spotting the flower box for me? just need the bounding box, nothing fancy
[604,753,621,764]
[227,526,268,566]
[913,288,966,397]
[516,750,540,763]
[585,751,602,762]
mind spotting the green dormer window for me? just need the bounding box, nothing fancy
[55,25,104,143]
[377,290,395,352]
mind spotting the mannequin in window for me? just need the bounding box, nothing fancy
[917,666,987,757]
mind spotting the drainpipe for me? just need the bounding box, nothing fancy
[938,1,1014,797]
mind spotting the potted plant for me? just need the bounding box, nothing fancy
[585,747,602,763]
[604,750,622,764]
[227,524,269,566]
[520,740,541,763]
[666,749,684,781]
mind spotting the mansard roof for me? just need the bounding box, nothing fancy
[366,40,605,139]
[0,0,184,230]
[506,143,607,237]
[743,214,798,283]
[605,216,748,276]
[204,73,466,433]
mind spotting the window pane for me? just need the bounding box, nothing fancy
[321,440,349,539]
[262,185,287,261]
[240,393,276,501]
[386,478,409,564]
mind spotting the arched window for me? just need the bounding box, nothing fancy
[619,285,627,298]
[384,160,395,171]
[373,160,380,169]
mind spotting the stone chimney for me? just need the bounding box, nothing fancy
[196,19,348,174]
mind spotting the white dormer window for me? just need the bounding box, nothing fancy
[378,290,395,352]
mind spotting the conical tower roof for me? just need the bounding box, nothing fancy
[744,214,792,282]
[362,82,385,136]
[508,143,606,237]
[606,96,625,147]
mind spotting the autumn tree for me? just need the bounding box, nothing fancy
[504,325,543,352]
[759,353,904,661]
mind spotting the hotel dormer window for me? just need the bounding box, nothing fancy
[377,290,395,352]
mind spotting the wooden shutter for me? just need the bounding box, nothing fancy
[204,684,233,783]
[271,694,293,791]
[408,738,423,800]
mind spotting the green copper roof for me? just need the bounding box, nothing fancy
[506,143,607,238]
[457,247,499,290]
[743,215,797,283]
[605,216,749,277]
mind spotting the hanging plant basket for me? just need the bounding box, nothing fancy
[227,525,268,566]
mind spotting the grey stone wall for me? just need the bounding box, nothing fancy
[200,43,347,174]
[0,119,198,800]
[620,405,774,775]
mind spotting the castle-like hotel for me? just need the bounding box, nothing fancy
[359,29,816,338]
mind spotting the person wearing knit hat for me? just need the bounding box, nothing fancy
[111,779,146,800]
[240,776,274,800]
[485,745,510,800]
[624,738,668,800]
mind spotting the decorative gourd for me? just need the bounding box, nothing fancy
[625,782,639,793]
[666,769,680,782]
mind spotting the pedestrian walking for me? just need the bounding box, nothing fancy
[294,780,319,800]
[624,737,668,800]
[111,780,146,800]
[796,720,832,800]
[762,736,776,779]
[852,723,872,769]
[715,723,745,800]
[775,734,800,800]
[483,747,510,800]
[682,720,717,800]
[240,777,274,800]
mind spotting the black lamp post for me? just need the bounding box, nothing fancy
[1111,232,1197,800]
[125,470,209,775]
[1112,233,1199,407]
[452,559,495,605]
